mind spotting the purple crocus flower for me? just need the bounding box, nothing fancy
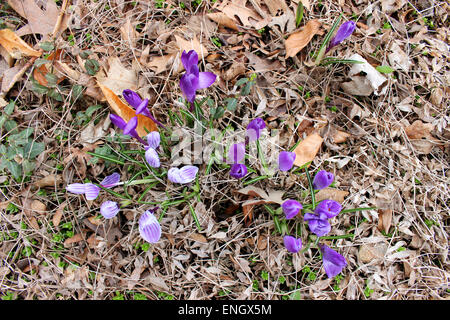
[100,201,119,219]
[228,142,246,164]
[326,21,356,53]
[278,151,296,171]
[312,170,334,190]
[246,118,266,142]
[281,199,302,219]
[303,212,331,237]
[179,50,216,103]
[144,131,161,168]
[314,199,342,220]
[110,114,147,145]
[229,163,248,179]
[319,244,347,278]
[139,209,161,243]
[122,89,165,128]
[167,166,199,184]
[146,131,160,150]
[66,173,121,200]
[283,235,302,253]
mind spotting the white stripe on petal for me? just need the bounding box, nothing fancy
[100,172,121,188]
[139,210,161,243]
[146,131,160,149]
[66,183,86,194]
[145,148,160,168]
[178,166,198,184]
[84,183,100,200]
[167,168,182,184]
[100,201,119,219]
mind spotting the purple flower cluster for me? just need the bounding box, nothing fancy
[66,172,162,243]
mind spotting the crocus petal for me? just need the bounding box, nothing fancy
[84,183,100,200]
[110,114,127,130]
[197,72,216,89]
[146,131,160,149]
[167,168,183,184]
[181,50,198,74]
[145,148,160,168]
[123,116,138,135]
[315,199,342,219]
[178,166,199,183]
[228,142,246,164]
[135,98,149,115]
[100,172,121,188]
[327,21,356,52]
[281,199,302,219]
[278,151,296,171]
[66,183,86,194]
[312,170,334,190]
[303,213,331,237]
[100,201,119,219]
[319,244,347,278]
[122,89,142,109]
[283,235,302,253]
[246,118,266,142]
[229,163,248,179]
[139,210,161,243]
[180,73,198,103]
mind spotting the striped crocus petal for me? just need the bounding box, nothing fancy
[66,183,86,194]
[100,172,121,188]
[146,131,160,149]
[123,116,138,136]
[139,210,161,243]
[145,147,160,168]
[84,183,101,200]
[178,166,199,183]
[100,201,119,219]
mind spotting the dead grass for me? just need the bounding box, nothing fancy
[0,0,449,300]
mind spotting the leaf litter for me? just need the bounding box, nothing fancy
[0,0,448,301]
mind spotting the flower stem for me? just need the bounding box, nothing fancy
[305,167,316,209]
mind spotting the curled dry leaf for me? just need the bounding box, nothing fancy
[31,200,47,214]
[377,209,393,234]
[293,132,323,167]
[332,130,351,144]
[206,12,239,31]
[217,0,267,29]
[285,19,321,58]
[34,174,62,188]
[97,83,157,136]
[64,233,84,247]
[0,29,41,59]
[53,202,66,227]
[315,188,349,203]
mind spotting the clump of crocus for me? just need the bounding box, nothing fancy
[278,151,296,172]
[167,166,199,184]
[282,199,302,219]
[139,208,162,243]
[326,21,356,53]
[312,170,334,190]
[284,235,302,253]
[179,50,216,107]
[319,244,347,278]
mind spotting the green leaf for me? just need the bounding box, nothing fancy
[39,41,54,52]
[225,97,238,111]
[9,128,34,146]
[34,58,49,68]
[235,77,249,87]
[47,88,64,101]
[210,106,225,119]
[0,115,7,129]
[290,290,301,300]
[31,81,49,95]
[85,104,102,117]
[23,141,45,159]
[4,120,18,133]
[295,2,304,28]
[45,73,58,87]
[376,65,394,73]
[79,50,93,60]
[4,101,15,116]
[22,159,35,174]
[5,160,22,180]
[240,82,252,96]
[85,59,99,76]
[72,84,84,100]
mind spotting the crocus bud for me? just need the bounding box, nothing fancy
[139,210,161,243]
[66,183,86,194]
[229,163,248,179]
[283,235,302,253]
[123,116,138,136]
[123,89,142,109]
[326,21,356,52]
[135,98,150,115]
[314,199,342,219]
[168,166,198,184]
[312,170,334,190]
[145,148,160,168]
[100,201,119,219]
[110,114,127,130]
[319,244,347,278]
[146,131,160,149]
[281,199,302,219]
[84,183,101,200]
[278,151,296,171]
[246,118,266,142]
[100,172,121,188]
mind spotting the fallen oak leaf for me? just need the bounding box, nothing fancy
[206,12,240,31]
[285,19,321,58]
[96,56,138,96]
[97,83,157,136]
[293,132,323,167]
[315,188,349,203]
[0,29,42,58]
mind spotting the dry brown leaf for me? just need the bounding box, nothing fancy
[223,61,246,81]
[189,233,208,243]
[285,19,321,58]
[315,188,349,203]
[206,12,239,31]
[97,83,157,136]
[96,57,137,95]
[332,130,351,143]
[218,0,266,29]
[245,52,283,73]
[64,233,84,247]
[53,202,66,227]
[293,132,323,167]
[0,29,41,59]
[34,174,62,188]
[32,49,65,86]
[377,209,393,234]
[31,200,46,214]
[175,35,209,60]
[405,120,434,139]
[7,0,69,38]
